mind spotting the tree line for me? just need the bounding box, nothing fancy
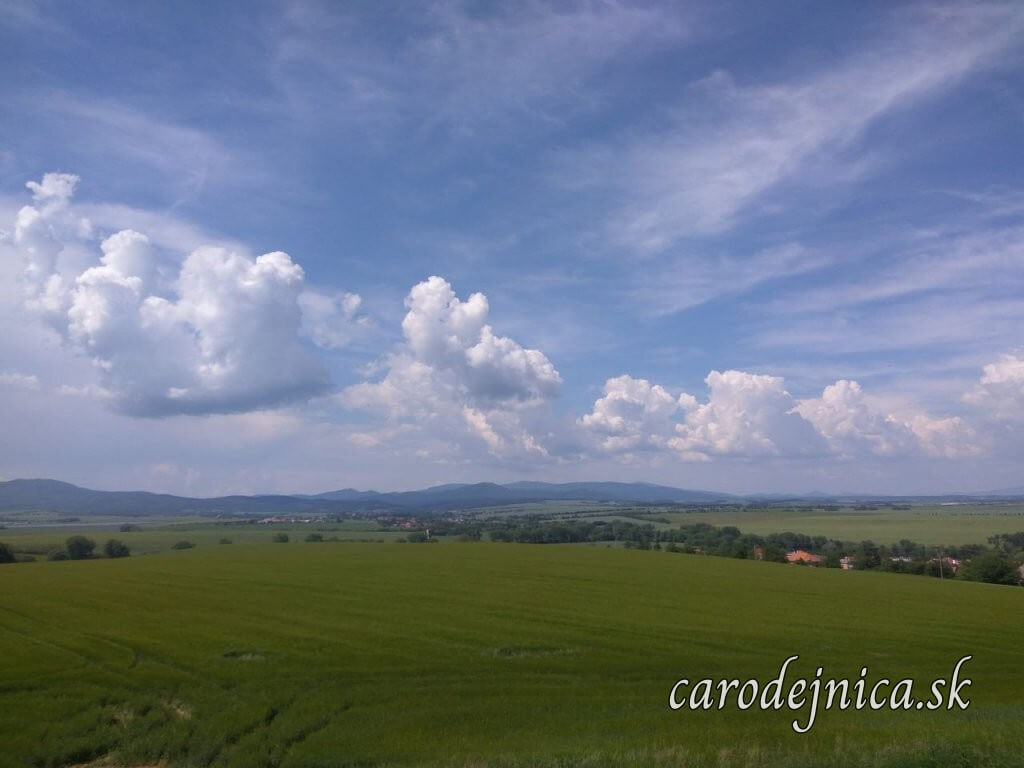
[0,535,130,563]
[428,517,1024,586]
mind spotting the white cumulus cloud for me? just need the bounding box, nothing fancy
[577,374,692,454]
[580,370,982,462]
[964,353,1024,421]
[797,380,982,459]
[11,172,84,322]
[0,371,40,390]
[7,173,349,417]
[298,289,367,349]
[795,380,917,457]
[399,275,561,404]
[343,276,559,458]
[580,370,825,461]
[26,172,79,203]
[670,370,826,459]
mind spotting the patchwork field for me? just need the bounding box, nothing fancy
[661,504,1024,545]
[462,502,1024,546]
[0,519,401,557]
[1,540,1023,767]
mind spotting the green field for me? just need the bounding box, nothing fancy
[2,540,1023,767]
[0,519,403,558]
[463,502,1024,547]
[658,504,1024,546]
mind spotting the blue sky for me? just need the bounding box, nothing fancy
[1,0,1023,495]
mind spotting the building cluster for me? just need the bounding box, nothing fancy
[780,549,961,573]
[748,545,967,573]
[257,516,323,524]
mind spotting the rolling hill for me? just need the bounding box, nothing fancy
[8,477,1018,519]
[0,479,378,518]
[0,478,733,518]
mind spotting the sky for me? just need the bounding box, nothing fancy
[1,0,1023,496]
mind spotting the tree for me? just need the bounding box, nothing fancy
[65,536,96,560]
[272,532,290,543]
[853,540,881,570]
[958,552,1021,586]
[103,539,130,558]
[0,542,15,564]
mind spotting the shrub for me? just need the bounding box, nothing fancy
[47,549,68,561]
[119,523,137,532]
[65,535,96,560]
[0,542,15,564]
[171,540,195,550]
[103,539,131,558]
[272,533,290,543]
[304,533,324,542]
[218,538,232,544]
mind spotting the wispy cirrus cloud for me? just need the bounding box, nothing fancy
[629,242,830,316]
[759,221,1024,318]
[553,3,1023,254]
[754,293,1024,356]
[747,201,1024,374]
[270,0,689,144]
[33,95,254,201]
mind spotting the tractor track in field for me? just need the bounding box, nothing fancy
[0,605,136,684]
[200,695,293,766]
[83,632,141,668]
[0,603,233,702]
[275,703,353,766]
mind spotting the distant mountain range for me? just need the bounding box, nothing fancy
[1,478,1022,519]
[0,478,732,518]
[310,480,732,506]
[0,479,361,517]
[984,486,1024,496]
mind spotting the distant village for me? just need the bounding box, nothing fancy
[779,548,961,574]
[234,509,1024,585]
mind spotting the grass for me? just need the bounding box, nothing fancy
[5,502,1024,556]
[1,540,1023,766]
[472,501,624,518]
[0,519,404,557]
[466,502,1024,546]
[656,504,1024,545]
